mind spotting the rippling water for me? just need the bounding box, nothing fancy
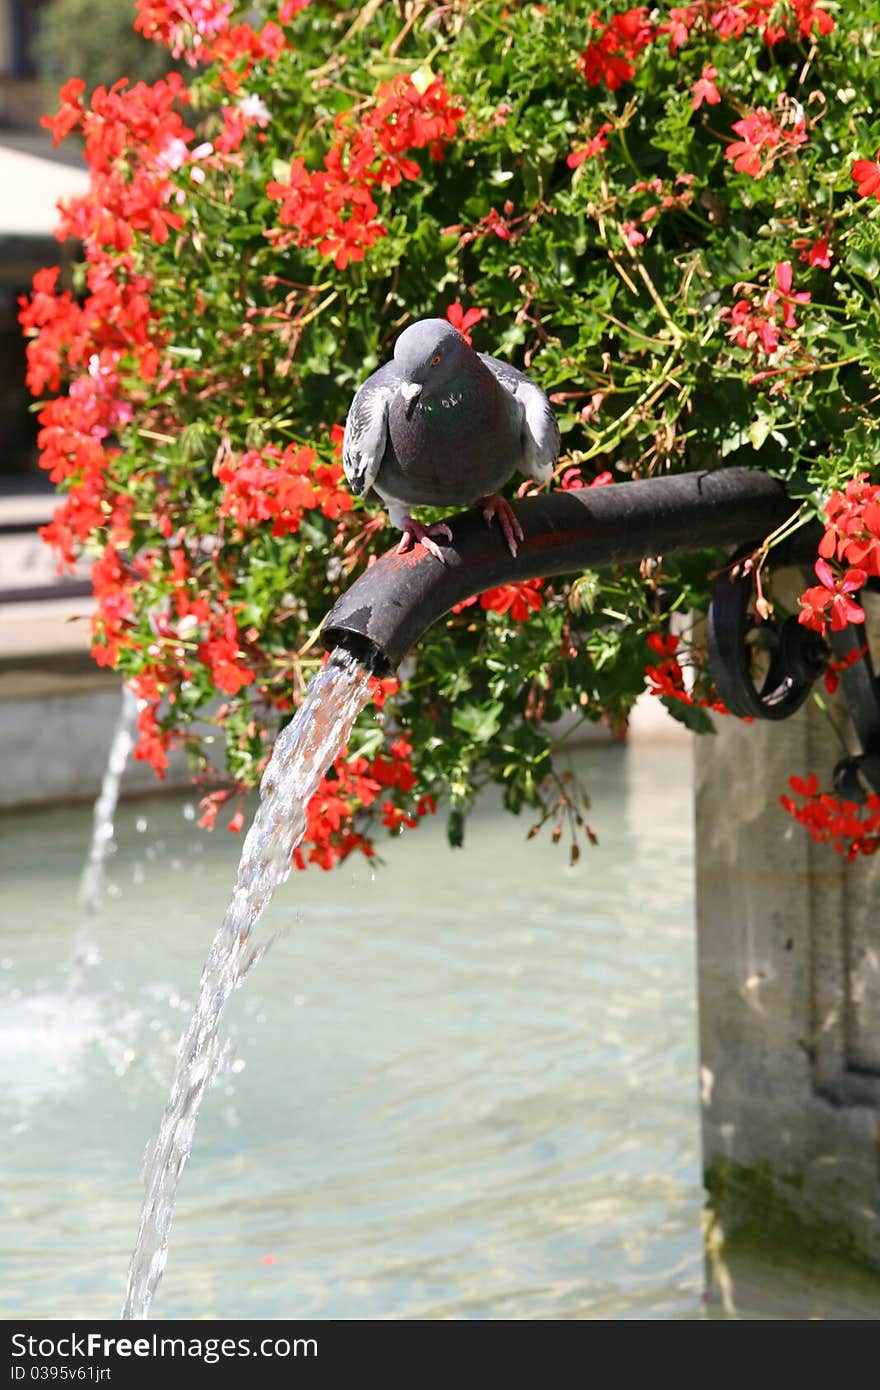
[0,741,702,1320]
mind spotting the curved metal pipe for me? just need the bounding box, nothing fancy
[320,467,797,675]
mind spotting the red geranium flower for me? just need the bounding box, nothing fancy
[478,578,545,622]
[691,66,720,111]
[725,107,807,179]
[798,559,866,634]
[577,7,655,92]
[621,219,645,246]
[567,122,613,167]
[852,151,880,200]
[445,301,484,344]
[794,235,831,269]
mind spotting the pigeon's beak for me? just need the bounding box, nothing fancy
[400,380,422,418]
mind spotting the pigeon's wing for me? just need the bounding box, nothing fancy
[478,352,560,486]
[342,363,398,499]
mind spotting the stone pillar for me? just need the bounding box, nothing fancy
[695,594,880,1314]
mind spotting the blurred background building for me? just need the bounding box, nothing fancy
[0,0,139,798]
[1,0,81,493]
[0,1,94,708]
[0,0,161,496]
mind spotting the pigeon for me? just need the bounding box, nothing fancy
[342,318,560,561]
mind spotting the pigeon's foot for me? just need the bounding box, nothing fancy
[396,516,454,564]
[481,494,524,558]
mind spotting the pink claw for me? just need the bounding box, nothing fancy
[396,516,454,563]
[481,494,524,558]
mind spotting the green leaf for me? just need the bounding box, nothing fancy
[451,700,504,743]
[747,414,772,451]
[661,698,717,735]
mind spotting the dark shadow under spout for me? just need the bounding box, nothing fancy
[320,467,794,675]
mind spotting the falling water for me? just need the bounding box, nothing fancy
[121,648,373,1320]
[78,684,140,923]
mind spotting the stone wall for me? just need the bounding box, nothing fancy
[696,592,880,1308]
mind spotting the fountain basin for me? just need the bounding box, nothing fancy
[1,742,703,1319]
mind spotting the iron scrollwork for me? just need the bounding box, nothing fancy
[708,548,880,799]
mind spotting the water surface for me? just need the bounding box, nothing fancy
[0,741,701,1319]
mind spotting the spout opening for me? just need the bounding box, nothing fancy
[322,629,395,678]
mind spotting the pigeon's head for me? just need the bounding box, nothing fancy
[393,319,469,416]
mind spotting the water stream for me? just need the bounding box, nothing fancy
[121,648,373,1320]
[78,684,139,925]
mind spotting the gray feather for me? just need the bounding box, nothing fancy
[479,352,560,486]
[342,361,397,498]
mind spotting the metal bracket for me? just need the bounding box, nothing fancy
[707,548,880,799]
[707,548,829,721]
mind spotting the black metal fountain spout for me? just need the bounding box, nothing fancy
[321,464,880,797]
[321,466,794,674]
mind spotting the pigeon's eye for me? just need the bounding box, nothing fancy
[431,353,442,367]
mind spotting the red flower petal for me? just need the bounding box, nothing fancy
[814,557,835,590]
[852,156,880,199]
[775,260,793,294]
